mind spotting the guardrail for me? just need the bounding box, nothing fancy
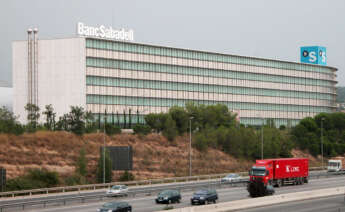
[0,166,325,199]
[0,172,247,198]
[0,168,340,212]
[0,179,246,212]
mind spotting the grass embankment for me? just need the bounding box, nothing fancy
[0,131,262,183]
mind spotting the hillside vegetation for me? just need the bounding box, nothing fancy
[0,131,256,181]
[1,103,343,191]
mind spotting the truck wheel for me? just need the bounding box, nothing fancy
[277,180,282,187]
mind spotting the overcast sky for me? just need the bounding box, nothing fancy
[1,0,344,86]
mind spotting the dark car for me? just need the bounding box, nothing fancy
[190,189,218,205]
[155,190,181,204]
[97,201,132,212]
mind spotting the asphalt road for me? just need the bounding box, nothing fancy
[21,175,345,212]
[238,195,345,212]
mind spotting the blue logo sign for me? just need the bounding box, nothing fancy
[300,46,326,65]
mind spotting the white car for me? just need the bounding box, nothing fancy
[221,173,241,183]
[106,185,128,197]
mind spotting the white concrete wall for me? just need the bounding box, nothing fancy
[13,38,86,123]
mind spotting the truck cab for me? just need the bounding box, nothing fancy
[328,160,342,172]
[249,160,273,186]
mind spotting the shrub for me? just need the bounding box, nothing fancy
[64,174,81,186]
[162,116,178,142]
[64,174,86,186]
[193,132,208,152]
[105,124,121,136]
[279,125,286,130]
[133,124,151,135]
[0,106,24,135]
[5,168,59,191]
[119,170,135,181]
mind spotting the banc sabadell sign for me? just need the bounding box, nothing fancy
[77,22,134,41]
[300,46,326,65]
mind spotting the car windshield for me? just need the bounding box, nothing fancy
[251,167,266,176]
[102,202,119,209]
[329,162,339,167]
[195,190,208,195]
[226,174,238,178]
[111,185,121,190]
[159,191,171,196]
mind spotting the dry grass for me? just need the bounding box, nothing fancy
[0,131,318,183]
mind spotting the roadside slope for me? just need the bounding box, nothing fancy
[0,131,253,181]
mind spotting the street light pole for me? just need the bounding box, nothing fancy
[189,117,193,177]
[103,111,106,184]
[321,118,324,170]
[261,117,264,160]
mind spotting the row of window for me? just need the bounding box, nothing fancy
[92,113,299,127]
[86,95,332,113]
[86,39,335,74]
[86,58,333,87]
[93,113,146,124]
[240,117,299,127]
[86,76,333,101]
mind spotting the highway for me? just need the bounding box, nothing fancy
[19,175,345,212]
[238,195,345,212]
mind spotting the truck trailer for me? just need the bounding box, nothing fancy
[247,158,309,197]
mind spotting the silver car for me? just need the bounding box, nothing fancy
[221,173,241,183]
[106,185,128,197]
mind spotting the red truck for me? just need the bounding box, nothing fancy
[247,158,309,197]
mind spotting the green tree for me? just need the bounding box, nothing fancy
[24,103,40,132]
[169,106,189,135]
[162,115,178,141]
[76,147,87,177]
[85,111,97,133]
[0,106,24,135]
[42,104,56,130]
[198,104,236,130]
[68,106,86,135]
[145,113,168,133]
[97,149,113,183]
[185,102,202,131]
[55,114,69,131]
[194,131,208,152]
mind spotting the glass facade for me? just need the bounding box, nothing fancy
[84,38,337,127]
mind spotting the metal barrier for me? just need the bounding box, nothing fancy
[0,166,324,199]
[0,169,341,212]
[0,172,246,198]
